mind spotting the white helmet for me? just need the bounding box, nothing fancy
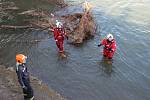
[106,33,113,41]
[56,20,63,28]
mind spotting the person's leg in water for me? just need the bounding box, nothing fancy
[56,41,60,50]
[101,49,113,71]
[57,40,66,57]
[107,51,115,59]
[106,51,114,65]
[103,48,114,63]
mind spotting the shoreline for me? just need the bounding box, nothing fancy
[0,65,66,100]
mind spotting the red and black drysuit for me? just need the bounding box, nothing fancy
[98,38,117,59]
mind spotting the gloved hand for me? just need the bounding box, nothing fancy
[109,48,113,52]
[98,44,102,47]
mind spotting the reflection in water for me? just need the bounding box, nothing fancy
[100,56,113,76]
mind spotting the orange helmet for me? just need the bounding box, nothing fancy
[16,54,27,64]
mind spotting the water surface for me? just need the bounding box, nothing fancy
[0,0,150,100]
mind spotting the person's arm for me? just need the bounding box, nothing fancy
[53,28,58,41]
[98,38,106,47]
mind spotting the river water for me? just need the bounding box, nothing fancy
[0,0,150,100]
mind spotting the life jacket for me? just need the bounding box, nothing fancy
[102,38,116,52]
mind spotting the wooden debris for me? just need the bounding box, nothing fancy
[3,7,19,10]
[0,25,33,29]
[18,10,36,15]
[18,10,47,17]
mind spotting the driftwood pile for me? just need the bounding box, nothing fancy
[1,1,96,44]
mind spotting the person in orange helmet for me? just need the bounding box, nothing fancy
[16,54,34,100]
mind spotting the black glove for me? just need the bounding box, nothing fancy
[98,44,102,47]
[109,48,113,52]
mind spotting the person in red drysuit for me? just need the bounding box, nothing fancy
[98,34,116,59]
[51,20,68,56]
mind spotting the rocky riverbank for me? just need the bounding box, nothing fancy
[0,65,66,100]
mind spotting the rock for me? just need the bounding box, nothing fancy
[7,67,14,71]
[30,76,38,81]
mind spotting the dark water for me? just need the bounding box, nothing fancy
[1,0,150,100]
